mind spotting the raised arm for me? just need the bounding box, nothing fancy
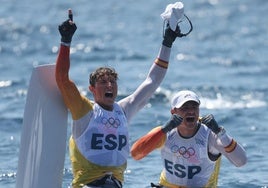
[202,114,247,167]
[119,4,193,122]
[55,9,91,120]
[119,25,184,122]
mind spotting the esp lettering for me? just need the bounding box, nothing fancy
[164,159,201,179]
[91,133,127,150]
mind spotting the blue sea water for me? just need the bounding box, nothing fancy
[0,0,267,187]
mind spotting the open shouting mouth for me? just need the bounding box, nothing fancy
[185,116,195,123]
[105,92,113,98]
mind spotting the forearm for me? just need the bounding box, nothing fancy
[140,45,171,96]
[215,132,247,167]
[55,44,88,119]
[131,126,166,160]
[55,44,74,109]
[55,44,70,87]
[157,45,171,63]
[119,47,169,121]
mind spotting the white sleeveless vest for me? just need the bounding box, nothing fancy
[161,124,215,187]
[75,103,129,166]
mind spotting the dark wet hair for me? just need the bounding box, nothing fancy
[89,67,118,86]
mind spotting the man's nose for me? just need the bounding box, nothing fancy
[106,81,113,87]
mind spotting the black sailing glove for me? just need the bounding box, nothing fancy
[201,114,221,134]
[161,114,183,133]
[162,24,181,48]
[58,19,77,43]
[162,14,193,48]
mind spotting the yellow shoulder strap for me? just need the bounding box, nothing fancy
[205,157,221,188]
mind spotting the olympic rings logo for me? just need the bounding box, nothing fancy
[101,117,121,128]
[171,145,195,159]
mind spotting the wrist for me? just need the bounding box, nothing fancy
[157,45,171,62]
[61,42,71,47]
[61,36,72,44]
[216,126,225,137]
[162,39,173,48]
[217,128,237,153]
[161,127,169,134]
[216,127,233,147]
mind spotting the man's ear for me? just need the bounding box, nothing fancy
[171,108,175,114]
[89,85,94,93]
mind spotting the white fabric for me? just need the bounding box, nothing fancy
[75,103,129,166]
[161,125,215,187]
[161,2,184,31]
[171,90,200,109]
[118,62,167,123]
[16,64,68,188]
[217,131,233,147]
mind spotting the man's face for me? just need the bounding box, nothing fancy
[172,101,200,130]
[89,75,118,110]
